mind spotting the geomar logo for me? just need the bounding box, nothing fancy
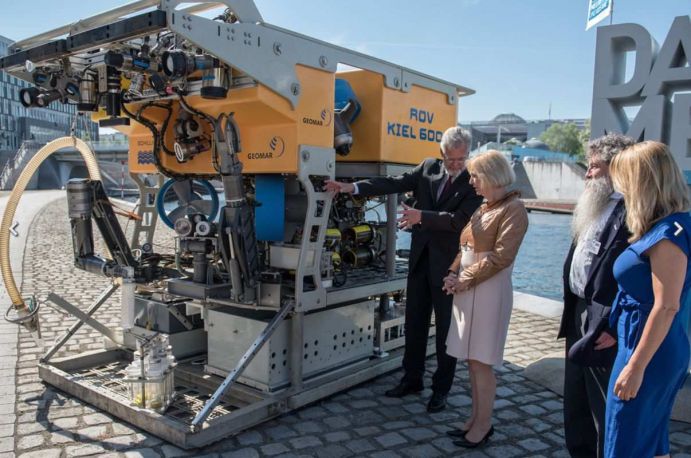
[320,108,332,127]
[269,136,285,157]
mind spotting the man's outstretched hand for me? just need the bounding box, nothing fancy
[324,180,355,194]
[398,203,422,229]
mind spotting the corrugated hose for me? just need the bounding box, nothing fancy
[0,136,101,312]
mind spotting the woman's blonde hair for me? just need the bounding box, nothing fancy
[467,150,515,188]
[610,141,690,242]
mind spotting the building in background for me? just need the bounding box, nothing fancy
[0,35,98,168]
[461,113,588,154]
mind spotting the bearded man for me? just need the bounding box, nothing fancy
[558,133,635,458]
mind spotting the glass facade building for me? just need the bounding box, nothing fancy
[0,35,98,166]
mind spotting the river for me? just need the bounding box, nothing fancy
[394,211,572,301]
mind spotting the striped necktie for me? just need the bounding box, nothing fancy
[439,175,453,200]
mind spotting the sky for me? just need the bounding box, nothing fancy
[0,0,688,123]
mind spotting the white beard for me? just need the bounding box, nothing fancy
[572,177,613,239]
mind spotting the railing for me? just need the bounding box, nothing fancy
[0,141,44,190]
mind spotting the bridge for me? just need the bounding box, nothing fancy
[0,140,135,194]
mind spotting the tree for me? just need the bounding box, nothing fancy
[577,120,591,161]
[540,122,585,157]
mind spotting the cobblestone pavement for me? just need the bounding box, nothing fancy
[3,198,691,457]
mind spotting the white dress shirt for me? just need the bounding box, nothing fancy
[569,192,622,299]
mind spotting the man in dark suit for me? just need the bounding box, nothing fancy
[559,133,634,458]
[325,127,482,412]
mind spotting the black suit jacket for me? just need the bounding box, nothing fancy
[559,200,630,366]
[356,158,483,285]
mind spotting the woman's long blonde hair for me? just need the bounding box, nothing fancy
[610,141,690,242]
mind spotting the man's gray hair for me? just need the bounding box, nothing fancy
[440,126,471,154]
[588,133,635,163]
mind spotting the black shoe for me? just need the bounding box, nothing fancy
[384,381,423,398]
[453,426,494,448]
[446,427,469,438]
[426,392,447,413]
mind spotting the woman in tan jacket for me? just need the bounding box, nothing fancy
[442,150,529,448]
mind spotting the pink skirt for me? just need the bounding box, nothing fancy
[446,249,514,366]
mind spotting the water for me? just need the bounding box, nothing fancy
[393,211,572,301]
[513,212,572,300]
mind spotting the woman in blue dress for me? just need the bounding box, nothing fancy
[605,141,691,458]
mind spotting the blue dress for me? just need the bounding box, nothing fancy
[605,213,691,458]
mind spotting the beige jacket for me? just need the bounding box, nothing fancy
[448,191,529,288]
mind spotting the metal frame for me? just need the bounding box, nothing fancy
[129,173,163,251]
[294,145,334,313]
[192,299,294,429]
[45,292,121,345]
[41,284,120,363]
[162,3,472,108]
[5,0,472,108]
[38,338,435,448]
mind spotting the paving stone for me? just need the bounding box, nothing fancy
[296,406,328,420]
[75,424,108,441]
[323,431,350,443]
[124,449,163,458]
[519,404,548,416]
[49,431,74,445]
[402,403,427,414]
[323,415,350,429]
[265,425,297,441]
[518,437,550,452]
[219,448,259,458]
[314,444,351,458]
[17,434,45,450]
[485,444,525,457]
[323,402,349,414]
[0,424,13,438]
[495,386,516,397]
[430,436,465,454]
[64,443,108,456]
[344,438,376,454]
[349,399,378,409]
[159,444,190,457]
[236,430,263,446]
[353,426,380,437]
[447,393,472,407]
[260,443,290,456]
[82,412,112,425]
[289,436,322,449]
[370,452,403,458]
[293,421,323,435]
[400,427,437,441]
[0,415,16,426]
[374,431,407,448]
[381,420,414,431]
[51,417,78,430]
[401,444,443,457]
[112,423,139,436]
[18,449,62,458]
[495,399,516,410]
[671,431,691,446]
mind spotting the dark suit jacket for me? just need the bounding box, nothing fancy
[558,200,630,366]
[356,158,483,285]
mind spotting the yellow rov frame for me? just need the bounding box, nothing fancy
[122,66,460,175]
[1,0,473,448]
